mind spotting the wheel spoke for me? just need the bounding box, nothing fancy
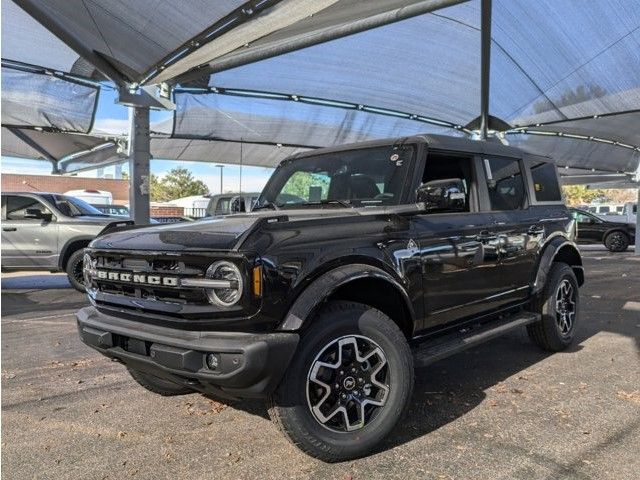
[306,334,390,433]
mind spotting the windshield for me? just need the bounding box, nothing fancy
[256,145,414,209]
[46,194,108,217]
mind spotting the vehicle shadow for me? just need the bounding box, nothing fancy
[203,279,639,457]
[1,275,88,316]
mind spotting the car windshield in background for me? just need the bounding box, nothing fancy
[47,194,107,217]
[256,145,414,210]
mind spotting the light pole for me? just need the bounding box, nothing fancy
[215,165,224,194]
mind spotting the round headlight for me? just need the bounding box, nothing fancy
[205,261,243,307]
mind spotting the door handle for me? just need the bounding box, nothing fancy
[2,227,17,232]
[476,230,497,241]
[528,225,544,235]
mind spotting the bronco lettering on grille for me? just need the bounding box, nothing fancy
[95,270,179,287]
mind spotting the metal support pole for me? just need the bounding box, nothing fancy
[479,0,492,140]
[635,186,639,255]
[128,106,151,224]
[216,165,224,194]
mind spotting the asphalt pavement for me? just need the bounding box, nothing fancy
[1,248,639,480]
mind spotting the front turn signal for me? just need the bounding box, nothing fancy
[252,265,263,297]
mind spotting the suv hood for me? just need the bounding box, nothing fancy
[89,207,408,252]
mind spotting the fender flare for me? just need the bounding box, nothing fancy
[533,238,584,295]
[278,263,415,331]
[58,236,94,269]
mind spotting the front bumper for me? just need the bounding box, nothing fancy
[76,306,298,399]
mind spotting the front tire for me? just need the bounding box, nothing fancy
[604,231,629,252]
[127,368,193,396]
[268,301,414,462]
[65,249,86,292]
[527,262,580,352]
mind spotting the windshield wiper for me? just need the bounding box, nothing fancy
[303,199,355,208]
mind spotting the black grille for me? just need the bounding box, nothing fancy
[88,251,212,305]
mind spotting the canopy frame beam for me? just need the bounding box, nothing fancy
[172,0,469,86]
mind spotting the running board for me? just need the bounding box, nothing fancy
[413,311,540,368]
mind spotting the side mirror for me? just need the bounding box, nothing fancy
[417,178,467,212]
[24,208,53,221]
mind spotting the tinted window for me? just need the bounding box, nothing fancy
[5,195,51,220]
[484,157,526,210]
[419,153,475,213]
[599,206,610,214]
[530,162,562,202]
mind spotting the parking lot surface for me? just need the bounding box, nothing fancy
[2,248,639,480]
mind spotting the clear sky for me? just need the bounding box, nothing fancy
[1,85,275,195]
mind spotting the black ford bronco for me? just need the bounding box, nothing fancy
[77,135,583,462]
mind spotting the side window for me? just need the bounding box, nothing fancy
[530,162,562,202]
[572,211,595,223]
[5,195,50,220]
[483,157,526,210]
[418,153,475,213]
[215,198,231,215]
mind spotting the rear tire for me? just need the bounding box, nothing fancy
[127,368,193,396]
[65,249,86,292]
[527,262,579,352]
[604,231,629,252]
[268,301,414,462]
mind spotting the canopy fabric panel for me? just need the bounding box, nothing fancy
[1,66,99,133]
[1,126,119,165]
[154,0,464,84]
[210,1,481,127]
[150,136,305,168]
[1,0,78,73]
[10,0,263,83]
[505,132,640,174]
[172,90,462,152]
[490,0,640,127]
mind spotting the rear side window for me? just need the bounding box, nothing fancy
[530,162,562,202]
[483,157,526,210]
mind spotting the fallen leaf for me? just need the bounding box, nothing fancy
[617,390,640,405]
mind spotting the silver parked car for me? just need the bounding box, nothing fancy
[1,192,133,291]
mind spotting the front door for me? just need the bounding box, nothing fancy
[413,151,502,331]
[572,210,604,243]
[1,195,59,268]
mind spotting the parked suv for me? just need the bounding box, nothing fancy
[77,135,583,461]
[1,192,132,291]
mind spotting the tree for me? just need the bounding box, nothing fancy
[150,167,209,202]
[281,172,330,199]
[561,185,638,206]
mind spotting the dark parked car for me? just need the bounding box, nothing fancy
[77,135,583,461]
[570,208,636,252]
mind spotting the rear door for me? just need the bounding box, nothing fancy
[477,155,538,303]
[1,194,59,268]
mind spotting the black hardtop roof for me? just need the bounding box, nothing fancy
[288,134,552,163]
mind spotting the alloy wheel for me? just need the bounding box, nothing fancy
[555,279,576,336]
[306,335,390,432]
